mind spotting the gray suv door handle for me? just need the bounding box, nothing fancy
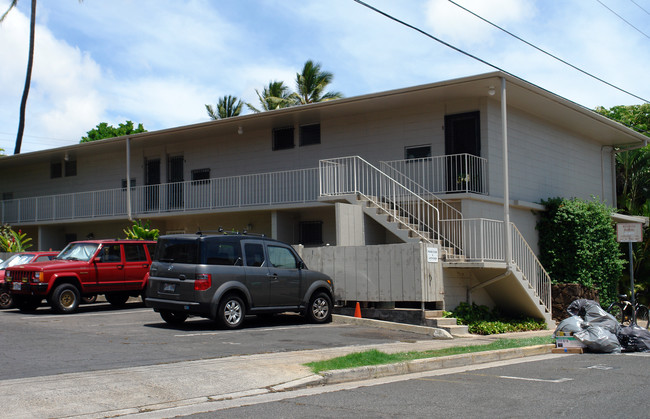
[267,273,278,279]
[178,274,186,280]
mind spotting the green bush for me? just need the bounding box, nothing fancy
[445,302,546,335]
[537,197,624,306]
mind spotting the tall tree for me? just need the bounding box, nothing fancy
[247,81,293,113]
[1,0,83,154]
[81,121,147,143]
[206,95,243,119]
[294,60,343,105]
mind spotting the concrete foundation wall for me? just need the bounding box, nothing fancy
[300,242,444,304]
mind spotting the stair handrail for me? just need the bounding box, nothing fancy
[320,156,442,245]
[380,160,463,255]
[510,223,552,312]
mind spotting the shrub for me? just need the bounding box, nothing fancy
[537,197,624,306]
[445,302,546,335]
[0,225,32,252]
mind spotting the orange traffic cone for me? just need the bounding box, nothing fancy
[354,302,362,318]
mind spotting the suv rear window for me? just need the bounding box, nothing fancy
[155,238,200,264]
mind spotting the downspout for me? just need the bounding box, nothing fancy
[126,137,132,221]
[501,77,512,267]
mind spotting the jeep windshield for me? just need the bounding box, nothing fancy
[0,254,36,269]
[154,238,200,264]
[56,242,99,261]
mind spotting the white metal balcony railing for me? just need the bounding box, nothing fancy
[383,154,488,195]
[0,168,319,224]
[319,156,442,245]
[441,218,551,310]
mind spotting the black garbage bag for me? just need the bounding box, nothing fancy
[566,299,620,334]
[617,325,650,352]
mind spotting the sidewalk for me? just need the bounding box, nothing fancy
[1,317,554,419]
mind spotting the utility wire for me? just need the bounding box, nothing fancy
[629,0,650,16]
[596,0,650,40]
[447,0,649,103]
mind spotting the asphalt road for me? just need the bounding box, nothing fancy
[0,300,429,380]
[182,352,650,418]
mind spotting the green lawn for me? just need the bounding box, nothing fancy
[306,336,554,373]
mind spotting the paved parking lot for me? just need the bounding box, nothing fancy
[0,300,430,380]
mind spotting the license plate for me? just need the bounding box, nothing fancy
[162,283,175,293]
[12,282,21,291]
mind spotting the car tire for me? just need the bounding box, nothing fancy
[51,284,81,314]
[160,310,189,325]
[0,289,14,309]
[105,292,129,306]
[218,294,245,329]
[307,292,332,324]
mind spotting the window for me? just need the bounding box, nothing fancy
[405,145,432,160]
[34,255,55,263]
[299,124,320,146]
[272,127,294,150]
[124,244,147,262]
[121,178,136,189]
[244,243,265,267]
[192,168,211,184]
[64,159,77,177]
[268,246,298,269]
[51,162,62,178]
[299,221,323,245]
[2,192,13,201]
[100,244,122,262]
[204,240,241,265]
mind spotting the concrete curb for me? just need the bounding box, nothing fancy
[332,314,453,339]
[286,344,554,389]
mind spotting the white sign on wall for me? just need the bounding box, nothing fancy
[427,247,439,263]
[617,223,643,243]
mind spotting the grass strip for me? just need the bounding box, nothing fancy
[306,336,554,373]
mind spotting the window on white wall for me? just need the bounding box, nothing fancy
[405,145,432,160]
[272,127,295,150]
[299,124,320,146]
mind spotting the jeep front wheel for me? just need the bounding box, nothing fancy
[218,295,245,329]
[160,310,188,325]
[51,284,81,314]
[0,289,13,309]
[307,292,332,324]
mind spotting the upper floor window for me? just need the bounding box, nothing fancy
[121,178,136,189]
[405,145,431,160]
[2,192,13,201]
[272,127,295,150]
[65,159,77,177]
[51,161,62,178]
[51,158,77,178]
[192,168,211,184]
[299,124,320,146]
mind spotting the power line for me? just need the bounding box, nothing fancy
[596,0,650,40]
[629,0,650,16]
[447,0,649,103]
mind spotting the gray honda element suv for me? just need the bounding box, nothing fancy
[146,233,334,328]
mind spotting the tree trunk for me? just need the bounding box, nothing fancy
[14,0,36,155]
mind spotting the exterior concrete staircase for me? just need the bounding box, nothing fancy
[423,310,470,336]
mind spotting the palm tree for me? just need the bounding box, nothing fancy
[2,0,82,155]
[247,81,293,113]
[205,95,244,120]
[2,0,35,155]
[294,60,343,105]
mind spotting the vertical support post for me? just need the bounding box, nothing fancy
[629,241,636,323]
[501,77,512,266]
[126,137,132,221]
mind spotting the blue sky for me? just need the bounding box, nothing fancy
[1,0,649,153]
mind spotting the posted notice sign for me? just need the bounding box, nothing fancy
[617,223,643,243]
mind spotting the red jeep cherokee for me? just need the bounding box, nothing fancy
[5,239,156,313]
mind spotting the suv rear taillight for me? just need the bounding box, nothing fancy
[194,273,211,291]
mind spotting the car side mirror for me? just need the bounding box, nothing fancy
[93,257,102,263]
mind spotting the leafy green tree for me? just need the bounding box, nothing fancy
[247,81,293,113]
[537,197,624,305]
[294,60,343,105]
[596,104,650,297]
[206,95,243,120]
[1,0,83,155]
[80,121,147,143]
[0,225,32,252]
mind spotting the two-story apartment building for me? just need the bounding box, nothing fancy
[1,72,646,325]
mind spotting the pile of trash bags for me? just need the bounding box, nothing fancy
[553,299,650,353]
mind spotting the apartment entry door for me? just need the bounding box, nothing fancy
[444,111,481,193]
[144,158,160,211]
[167,155,184,209]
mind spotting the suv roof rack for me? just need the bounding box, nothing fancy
[195,228,265,237]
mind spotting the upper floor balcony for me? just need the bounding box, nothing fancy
[0,154,487,225]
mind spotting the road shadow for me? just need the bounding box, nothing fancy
[144,312,318,332]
